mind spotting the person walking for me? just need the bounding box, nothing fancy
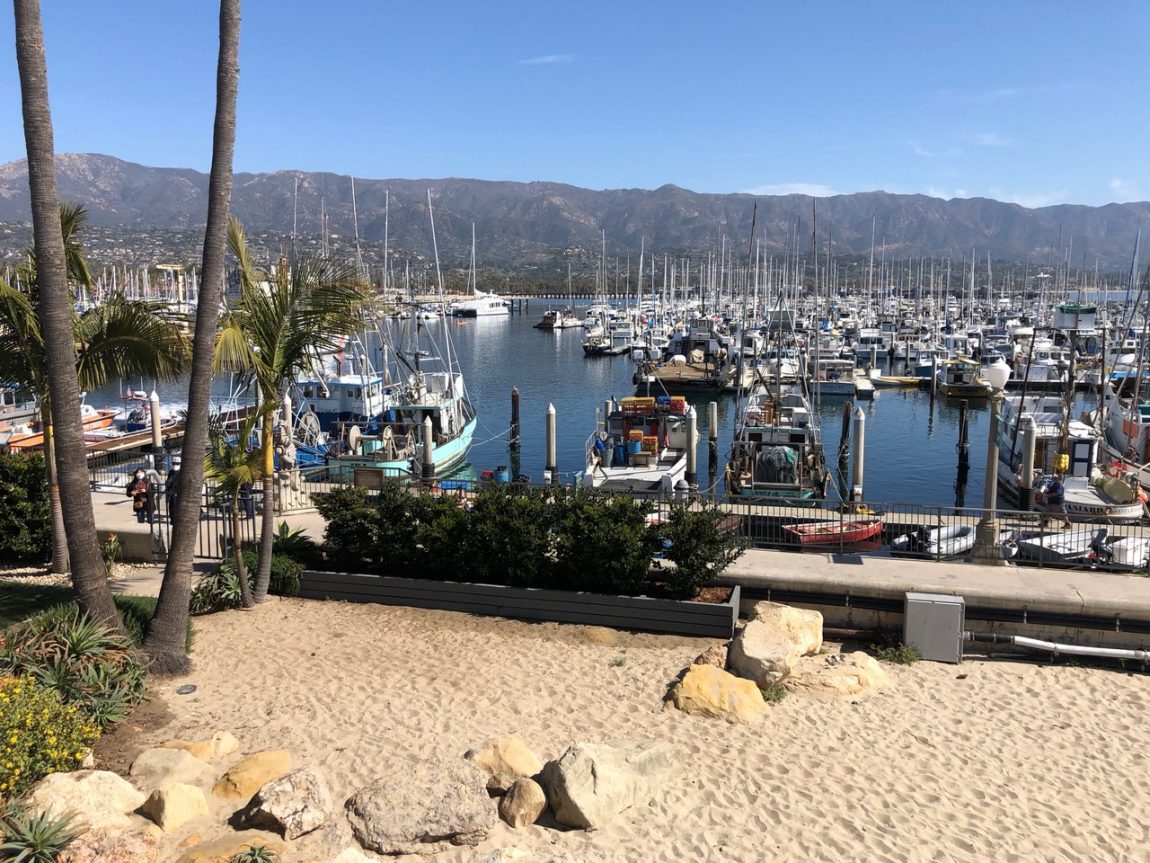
[126,468,151,524]
[1043,473,1072,529]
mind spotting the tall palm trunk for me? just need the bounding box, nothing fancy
[231,491,254,607]
[253,411,276,602]
[146,0,241,674]
[14,0,120,631]
[41,394,68,572]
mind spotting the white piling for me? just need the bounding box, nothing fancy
[149,390,163,451]
[1019,415,1037,510]
[545,403,558,484]
[685,406,698,489]
[850,406,866,501]
[421,415,435,481]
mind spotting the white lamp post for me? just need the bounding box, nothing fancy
[973,358,1012,562]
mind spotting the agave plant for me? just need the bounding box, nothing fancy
[0,805,83,863]
[0,606,147,728]
[229,844,279,863]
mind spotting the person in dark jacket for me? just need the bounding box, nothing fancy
[126,468,152,523]
[1042,473,1072,529]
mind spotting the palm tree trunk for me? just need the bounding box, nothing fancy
[146,0,241,674]
[42,397,69,573]
[14,0,119,632]
[231,496,254,607]
[252,413,276,602]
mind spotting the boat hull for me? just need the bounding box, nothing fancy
[783,518,884,547]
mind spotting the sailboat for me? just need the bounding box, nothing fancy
[450,224,510,318]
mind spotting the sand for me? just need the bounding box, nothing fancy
[146,598,1150,862]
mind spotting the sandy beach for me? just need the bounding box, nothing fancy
[139,597,1150,862]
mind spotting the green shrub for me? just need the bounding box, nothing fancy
[0,608,148,729]
[875,643,921,665]
[191,552,303,614]
[269,521,322,568]
[0,451,51,564]
[760,682,788,703]
[0,676,100,800]
[465,487,555,586]
[656,503,746,599]
[314,486,379,571]
[553,491,658,596]
[410,494,469,580]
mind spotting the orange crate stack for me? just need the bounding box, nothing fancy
[641,435,659,453]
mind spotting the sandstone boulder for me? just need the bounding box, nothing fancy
[60,827,161,863]
[465,736,543,791]
[692,643,729,668]
[671,664,767,723]
[139,782,209,831]
[161,731,240,762]
[728,602,822,686]
[212,750,292,800]
[175,832,285,863]
[326,849,376,863]
[539,741,680,829]
[27,770,146,832]
[239,765,333,839]
[130,747,217,794]
[344,759,496,855]
[788,651,892,697]
[498,777,547,828]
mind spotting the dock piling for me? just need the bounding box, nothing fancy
[421,415,435,482]
[149,390,163,453]
[685,406,698,490]
[545,403,557,484]
[1019,415,1037,510]
[510,387,520,450]
[850,407,866,502]
[708,401,718,470]
[957,399,970,465]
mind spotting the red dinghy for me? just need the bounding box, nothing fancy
[783,517,884,547]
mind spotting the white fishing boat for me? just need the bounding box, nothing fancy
[728,382,828,503]
[584,395,694,494]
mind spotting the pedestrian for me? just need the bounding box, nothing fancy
[1043,473,1072,529]
[165,457,181,520]
[126,468,152,524]
[239,481,255,519]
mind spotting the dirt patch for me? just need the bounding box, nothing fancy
[91,694,175,774]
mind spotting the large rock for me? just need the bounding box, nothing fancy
[130,747,217,793]
[212,749,292,800]
[465,736,544,793]
[325,849,376,863]
[161,731,240,762]
[539,741,680,829]
[728,602,823,686]
[671,664,767,723]
[498,777,547,828]
[788,651,892,697]
[344,759,496,855]
[175,832,285,863]
[239,765,333,839]
[26,769,146,832]
[139,782,209,831]
[60,827,161,863]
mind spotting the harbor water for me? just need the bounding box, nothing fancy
[92,301,1099,510]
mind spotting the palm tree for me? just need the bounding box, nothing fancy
[204,408,266,608]
[0,208,191,573]
[216,217,369,602]
[146,0,241,674]
[14,0,119,629]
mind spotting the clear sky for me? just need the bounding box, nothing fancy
[0,1,1146,207]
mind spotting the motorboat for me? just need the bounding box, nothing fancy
[728,383,828,503]
[889,524,975,559]
[1008,527,1108,565]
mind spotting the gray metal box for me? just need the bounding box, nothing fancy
[903,592,965,663]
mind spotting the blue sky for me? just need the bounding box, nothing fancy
[0,1,1146,206]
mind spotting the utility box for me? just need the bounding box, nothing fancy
[903,592,965,663]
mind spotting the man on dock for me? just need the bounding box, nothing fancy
[1042,474,1072,529]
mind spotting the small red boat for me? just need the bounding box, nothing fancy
[783,517,884,547]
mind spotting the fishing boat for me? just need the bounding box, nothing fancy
[583,395,694,494]
[727,382,829,503]
[936,357,992,399]
[534,307,580,330]
[998,393,1145,523]
[889,524,975,559]
[0,384,37,428]
[636,317,739,391]
[783,517,884,547]
[293,335,396,433]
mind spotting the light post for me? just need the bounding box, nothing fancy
[973,358,1012,563]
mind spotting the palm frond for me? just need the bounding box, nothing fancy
[73,294,192,390]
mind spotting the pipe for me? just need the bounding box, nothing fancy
[965,631,1150,663]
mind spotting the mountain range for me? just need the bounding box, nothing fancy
[0,153,1146,270]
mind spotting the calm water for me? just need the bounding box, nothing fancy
[91,301,1058,509]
